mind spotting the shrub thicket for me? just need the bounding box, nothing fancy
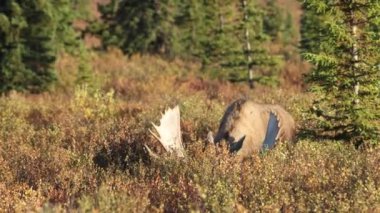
[0,55,379,212]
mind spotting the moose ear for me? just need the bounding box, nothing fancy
[207,131,214,144]
[229,135,246,153]
[262,112,280,150]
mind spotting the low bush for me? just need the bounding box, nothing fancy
[1,54,379,212]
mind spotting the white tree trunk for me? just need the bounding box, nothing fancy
[241,0,254,89]
[351,10,359,104]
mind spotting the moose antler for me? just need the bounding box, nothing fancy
[146,106,185,158]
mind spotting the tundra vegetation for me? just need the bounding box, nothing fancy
[0,0,380,212]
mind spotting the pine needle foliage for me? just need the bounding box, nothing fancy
[302,0,380,146]
[206,0,279,86]
[95,0,181,57]
[0,0,87,93]
[93,0,280,86]
[263,0,296,44]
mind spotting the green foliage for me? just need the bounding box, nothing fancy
[283,12,297,45]
[300,2,326,54]
[175,0,208,59]
[0,1,34,92]
[205,0,279,86]
[47,0,93,87]
[21,0,58,92]
[92,0,281,86]
[263,0,283,39]
[263,0,296,45]
[302,0,380,145]
[88,0,119,48]
[95,0,181,57]
[0,0,90,94]
[0,0,58,93]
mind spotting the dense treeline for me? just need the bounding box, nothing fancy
[1,0,295,92]
[0,0,296,91]
[91,0,295,85]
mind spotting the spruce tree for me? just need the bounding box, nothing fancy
[95,0,181,57]
[54,0,92,86]
[175,0,207,59]
[90,0,122,50]
[263,0,284,41]
[300,3,326,54]
[0,0,84,93]
[0,1,27,92]
[303,0,380,145]
[218,0,277,86]
[202,0,237,68]
[263,0,296,46]
[282,12,297,46]
[0,0,56,93]
[22,0,57,92]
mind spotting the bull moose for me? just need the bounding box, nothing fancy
[208,99,296,158]
[146,99,296,158]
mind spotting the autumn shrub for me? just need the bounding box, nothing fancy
[1,54,379,212]
[71,140,380,212]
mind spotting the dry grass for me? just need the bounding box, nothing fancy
[0,51,379,212]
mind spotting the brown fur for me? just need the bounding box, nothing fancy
[214,99,296,158]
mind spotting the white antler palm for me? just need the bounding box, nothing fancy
[147,106,185,158]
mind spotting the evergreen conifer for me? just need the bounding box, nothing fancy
[303,0,380,145]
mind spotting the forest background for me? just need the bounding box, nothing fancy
[0,0,379,211]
